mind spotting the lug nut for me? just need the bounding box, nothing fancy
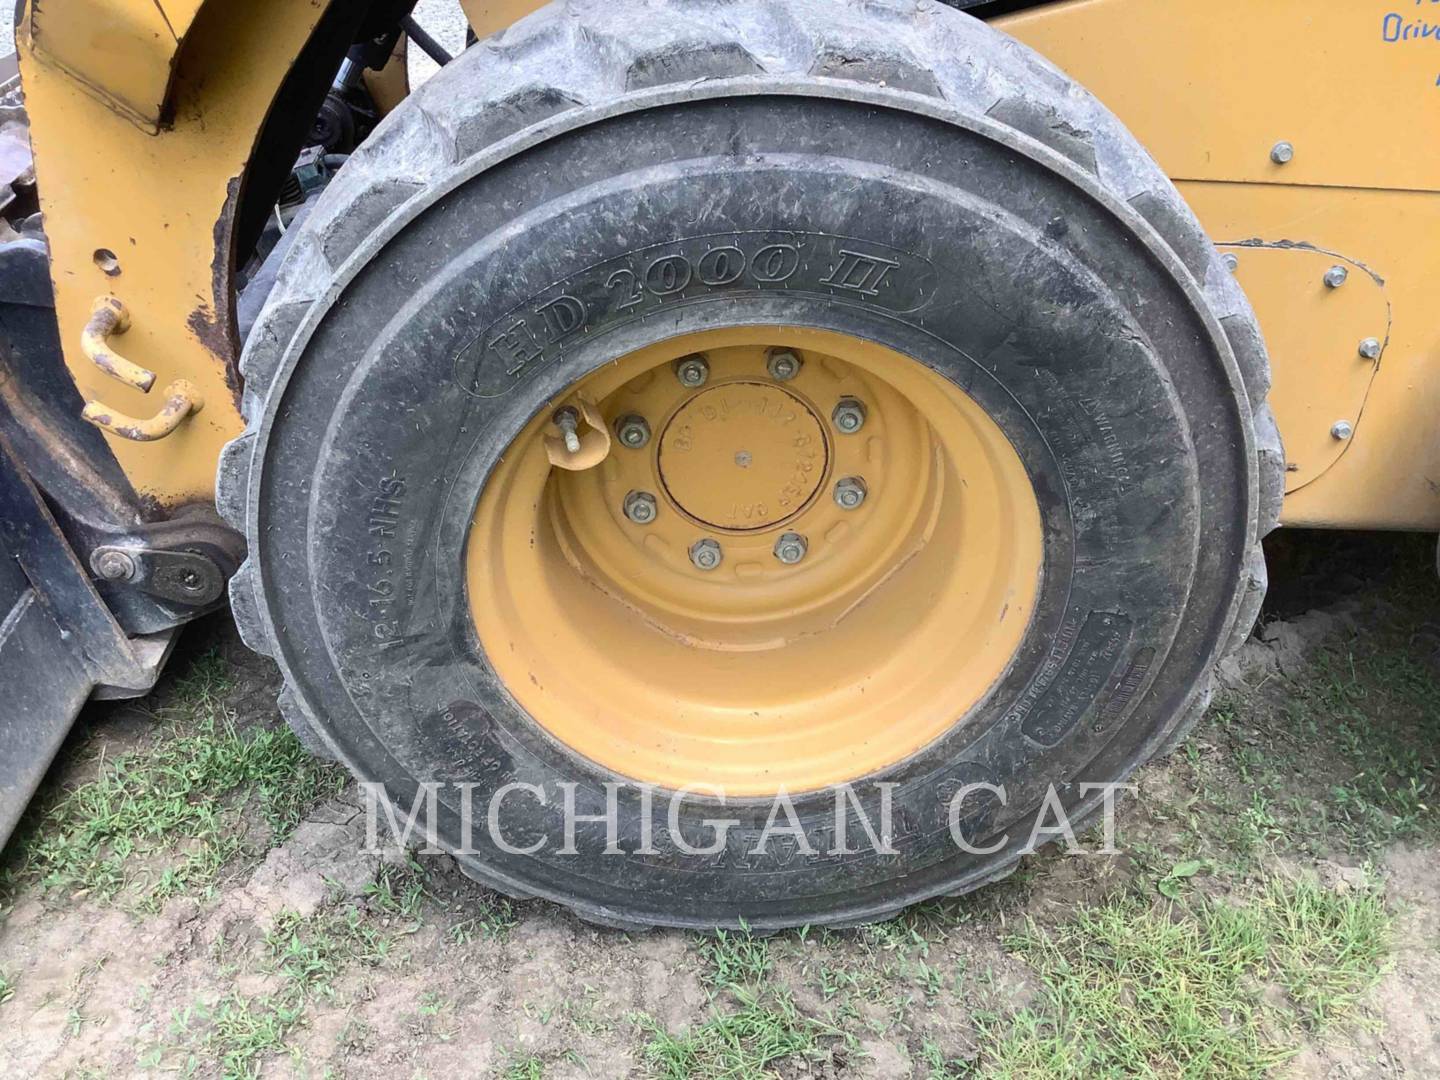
[1270,140,1295,165]
[1358,337,1382,361]
[689,538,722,571]
[624,491,658,524]
[834,476,868,510]
[94,549,137,582]
[766,349,802,382]
[1324,265,1349,289]
[773,532,808,565]
[1331,420,1354,441]
[675,355,710,388]
[832,397,867,434]
[552,406,581,454]
[616,414,651,449]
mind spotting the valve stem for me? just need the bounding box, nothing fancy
[553,407,581,454]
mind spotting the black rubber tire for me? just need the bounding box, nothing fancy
[218,0,1283,931]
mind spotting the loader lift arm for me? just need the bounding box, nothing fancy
[0,0,414,847]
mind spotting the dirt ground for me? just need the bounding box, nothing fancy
[1,529,1438,1079]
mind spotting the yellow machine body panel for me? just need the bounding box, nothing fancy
[1001,0,1440,195]
[24,0,206,131]
[1200,186,1440,528]
[1000,0,1440,530]
[1208,241,1387,499]
[459,0,545,40]
[14,0,1440,530]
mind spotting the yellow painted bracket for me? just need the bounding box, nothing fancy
[80,295,204,441]
[459,0,547,41]
[82,380,204,443]
[80,296,152,391]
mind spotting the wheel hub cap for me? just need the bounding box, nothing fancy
[658,381,828,531]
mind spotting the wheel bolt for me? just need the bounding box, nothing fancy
[1270,140,1295,165]
[1331,420,1353,441]
[624,491,658,524]
[616,414,651,449]
[773,532,808,565]
[689,538,722,571]
[675,355,710,388]
[834,476,868,510]
[832,397,867,434]
[766,349,802,382]
[552,406,581,454]
[1324,265,1349,289]
[1358,337,1382,361]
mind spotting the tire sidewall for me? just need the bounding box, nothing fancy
[252,94,1248,926]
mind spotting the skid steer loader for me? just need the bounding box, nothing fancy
[0,0,1435,930]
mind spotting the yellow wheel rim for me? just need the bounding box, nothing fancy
[466,327,1043,795]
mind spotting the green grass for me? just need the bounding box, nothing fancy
[702,923,772,990]
[501,1050,547,1079]
[447,890,519,943]
[0,969,13,1006]
[1156,588,1440,882]
[642,986,836,1080]
[264,906,398,999]
[637,921,848,1077]
[920,1037,973,1079]
[1260,872,1392,1027]
[981,872,1392,1078]
[1302,642,1438,848]
[0,653,344,905]
[168,991,302,1080]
